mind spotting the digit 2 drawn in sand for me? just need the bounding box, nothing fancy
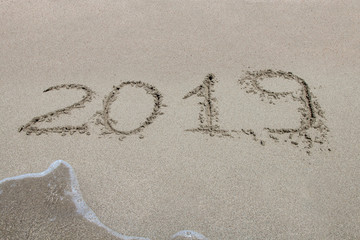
[239,69,330,153]
[19,82,165,140]
[183,74,231,137]
[98,81,164,138]
[19,84,95,136]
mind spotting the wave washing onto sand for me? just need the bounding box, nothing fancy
[0,161,207,240]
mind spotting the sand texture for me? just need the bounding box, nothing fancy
[0,161,148,240]
[0,161,205,239]
[1,1,360,239]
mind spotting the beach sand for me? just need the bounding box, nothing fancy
[1,1,359,239]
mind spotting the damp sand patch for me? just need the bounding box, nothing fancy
[0,161,207,240]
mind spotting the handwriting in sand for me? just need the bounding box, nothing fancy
[19,69,330,153]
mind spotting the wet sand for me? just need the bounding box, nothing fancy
[1,1,360,239]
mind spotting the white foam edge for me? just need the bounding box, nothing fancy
[171,230,208,240]
[0,160,149,240]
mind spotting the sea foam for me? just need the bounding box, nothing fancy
[0,160,208,240]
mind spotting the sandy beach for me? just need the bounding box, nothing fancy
[1,1,359,239]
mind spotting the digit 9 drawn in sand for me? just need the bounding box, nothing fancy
[238,70,330,153]
[19,84,95,136]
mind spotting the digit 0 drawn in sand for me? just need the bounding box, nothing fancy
[92,81,165,141]
[183,74,231,137]
[18,84,95,136]
[238,69,330,153]
[19,82,166,140]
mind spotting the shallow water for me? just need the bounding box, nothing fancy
[0,160,207,240]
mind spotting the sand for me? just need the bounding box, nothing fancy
[1,0,360,239]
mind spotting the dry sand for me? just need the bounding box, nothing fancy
[1,0,360,239]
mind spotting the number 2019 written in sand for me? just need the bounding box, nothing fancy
[19,69,330,153]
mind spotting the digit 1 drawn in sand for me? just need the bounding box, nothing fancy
[239,69,330,153]
[98,81,165,140]
[19,84,95,136]
[183,74,231,137]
